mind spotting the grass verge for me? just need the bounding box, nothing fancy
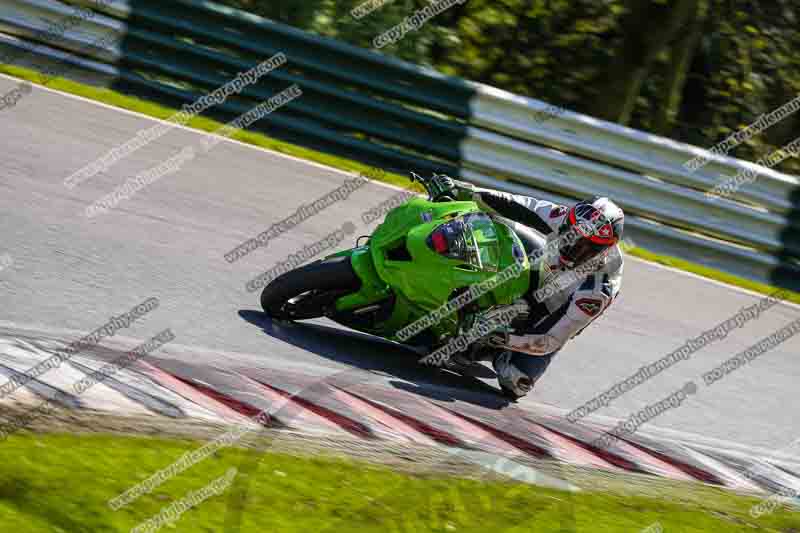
[1,431,799,532]
[2,64,798,305]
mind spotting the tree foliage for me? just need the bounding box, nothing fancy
[217,0,800,174]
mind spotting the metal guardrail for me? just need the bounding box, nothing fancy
[0,0,473,173]
[0,0,798,288]
[463,127,793,254]
[470,84,799,214]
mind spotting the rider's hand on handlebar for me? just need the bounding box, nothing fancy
[428,173,457,202]
[411,172,473,202]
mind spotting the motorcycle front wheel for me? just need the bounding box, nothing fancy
[260,256,361,320]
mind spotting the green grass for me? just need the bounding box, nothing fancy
[2,63,799,305]
[1,431,799,532]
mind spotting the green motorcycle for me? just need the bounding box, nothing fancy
[260,174,532,359]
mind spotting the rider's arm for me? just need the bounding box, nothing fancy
[454,181,564,236]
[506,257,623,356]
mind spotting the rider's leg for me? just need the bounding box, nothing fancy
[493,350,556,398]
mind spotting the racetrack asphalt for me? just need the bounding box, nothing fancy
[1,74,799,456]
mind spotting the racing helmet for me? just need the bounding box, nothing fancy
[557,197,624,268]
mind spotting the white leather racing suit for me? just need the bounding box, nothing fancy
[458,184,624,397]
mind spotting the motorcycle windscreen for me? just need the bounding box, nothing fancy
[426,213,500,271]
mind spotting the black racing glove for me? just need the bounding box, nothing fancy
[410,172,475,202]
[428,173,457,201]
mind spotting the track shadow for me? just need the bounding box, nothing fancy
[238,310,511,410]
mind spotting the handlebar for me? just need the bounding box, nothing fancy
[410,172,454,202]
[409,171,432,200]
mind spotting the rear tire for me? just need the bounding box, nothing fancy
[260,256,361,320]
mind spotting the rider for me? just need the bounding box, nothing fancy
[426,175,625,399]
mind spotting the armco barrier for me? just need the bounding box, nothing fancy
[0,0,798,288]
[470,84,799,215]
[0,0,472,174]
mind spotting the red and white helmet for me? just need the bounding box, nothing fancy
[557,197,624,268]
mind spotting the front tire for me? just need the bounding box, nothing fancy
[260,256,361,320]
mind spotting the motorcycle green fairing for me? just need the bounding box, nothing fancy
[326,197,530,344]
